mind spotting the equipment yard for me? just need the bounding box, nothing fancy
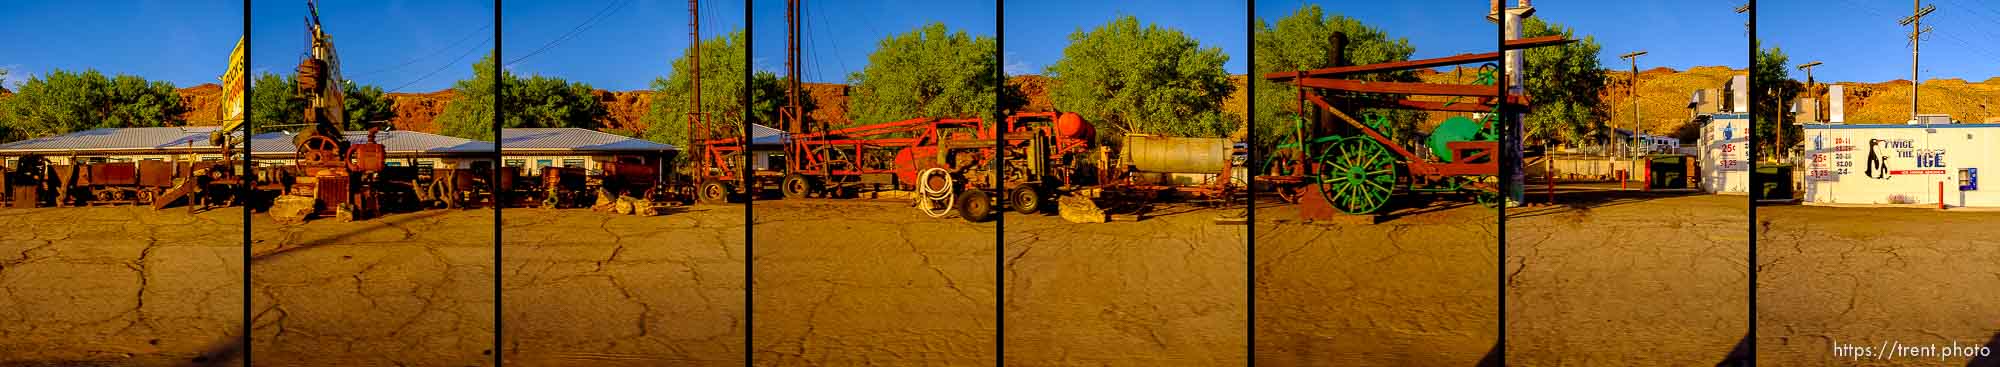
[1756,205,2000,365]
[750,198,995,365]
[1253,198,1498,366]
[1506,190,1748,366]
[0,207,243,366]
[1002,203,1246,366]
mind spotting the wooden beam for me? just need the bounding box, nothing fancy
[1264,36,1574,80]
[1351,96,1533,112]
[1293,79,1499,97]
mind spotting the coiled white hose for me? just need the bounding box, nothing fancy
[917,167,955,218]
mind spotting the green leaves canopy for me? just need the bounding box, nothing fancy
[437,52,606,141]
[1048,15,1235,140]
[0,69,186,141]
[641,29,788,148]
[1520,18,1608,148]
[1753,40,1800,162]
[1252,6,1420,151]
[846,23,999,125]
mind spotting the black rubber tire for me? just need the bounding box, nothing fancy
[699,182,729,203]
[1011,187,1043,214]
[959,189,993,222]
[781,174,816,199]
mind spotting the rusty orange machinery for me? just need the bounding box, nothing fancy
[279,129,387,218]
[1000,111,1244,214]
[1,155,241,209]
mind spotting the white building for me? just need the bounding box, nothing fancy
[1801,122,1995,207]
[1698,113,1750,194]
[498,128,676,177]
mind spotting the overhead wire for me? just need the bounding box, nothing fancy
[505,0,630,68]
[349,22,494,79]
[386,36,492,93]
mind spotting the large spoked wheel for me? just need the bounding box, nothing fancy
[781,174,818,199]
[298,135,343,163]
[959,189,993,223]
[1315,137,1401,215]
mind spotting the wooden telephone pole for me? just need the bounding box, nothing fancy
[1900,0,1935,121]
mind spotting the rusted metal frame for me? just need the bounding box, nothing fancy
[1301,93,1421,161]
[1261,35,1575,81]
[1293,78,1497,97]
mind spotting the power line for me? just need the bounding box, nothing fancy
[505,0,630,68]
[387,37,492,93]
[349,22,494,78]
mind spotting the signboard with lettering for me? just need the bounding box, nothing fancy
[1802,123,2000,206]
[1699,114,1750,194]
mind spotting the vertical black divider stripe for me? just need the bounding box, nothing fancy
[993,3,1006,365]
[240,0,253,363]
[742,1,755,365]
[1746,1,1758,363]
[1495,11,1509,366]
[492,1,504,365]
[1244,1,1256,364]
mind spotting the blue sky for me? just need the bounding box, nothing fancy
[252,0,493,93]
[505,0,747,91]
[1762,0,2000,82]
[0,1,242,89]
[750,0,997,83]
[1004,0,1248,75]
[1254,0,1748,73]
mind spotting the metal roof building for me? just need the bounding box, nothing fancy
[0,127,237,155]
[499,128,675,153]
[249,130,494,157]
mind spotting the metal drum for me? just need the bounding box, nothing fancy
[1123,135,1232,174]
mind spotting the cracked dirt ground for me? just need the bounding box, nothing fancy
[1506,192,1749,366]
[1756,205,2000,366]
[1254,198,1498,366]
[751,199,994,365]
[248,209,494,366]
[1003,203,1247,366]
[500,205,744,366]
[0,207,243,366]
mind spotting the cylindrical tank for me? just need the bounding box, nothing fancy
[1427,116,1485,162]
[1123,135,1233,174]
[893,146,943,184]
[1055,112,1093,139]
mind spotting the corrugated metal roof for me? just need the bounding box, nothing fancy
[249,130,494,155]
[751,123,787,145]
[0,127,227,152]
[500,128,676,151]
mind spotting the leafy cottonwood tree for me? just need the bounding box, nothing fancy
[1753,40,1800,162]
[0,69,185,140]
[846,23,1001,125]
[343,82,396,131]
[249,72,304,129]
[437,52,606,141]
[1048,15,1235,140]
[641,29,797,148]
[1521,18,1608,149]
[1253,6,1420,152]
[436,53,501,140]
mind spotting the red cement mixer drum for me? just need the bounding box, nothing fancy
[894,146,946,184]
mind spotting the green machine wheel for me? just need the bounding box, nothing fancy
[1315,137,1401,215]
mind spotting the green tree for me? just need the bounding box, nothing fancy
[248,72,304,129]
[1049,16,1235,140]
[846,23,1001,125]
[342,81,396,131]
[1520,18,1608,149]
[437,52,501,140]
[0,69,185,140]
[1253,6,1422,153]
[506,74,604,130]
[1753,40,1799,162]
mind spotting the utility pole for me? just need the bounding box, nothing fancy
[1900,0,1935,122]
[785,0,802,135]
[1791,61,1822,161]
[1621,51,1647,158]
[687,0,701,185]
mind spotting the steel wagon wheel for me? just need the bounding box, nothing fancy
[1315,136,1400,215]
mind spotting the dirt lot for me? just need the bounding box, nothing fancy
[500,205,745,366]
[1002,203,1247,366]
[248,209,494,366]
[1506,190,1749,366]
[750,199,995,365]
[1757,205,2000,366]
[1254,198,1500,366]
[0,206,243,366]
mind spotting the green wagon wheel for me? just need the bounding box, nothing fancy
[1315,137,1400,215]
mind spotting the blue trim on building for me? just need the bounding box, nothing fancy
[1802,123,2000,129]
